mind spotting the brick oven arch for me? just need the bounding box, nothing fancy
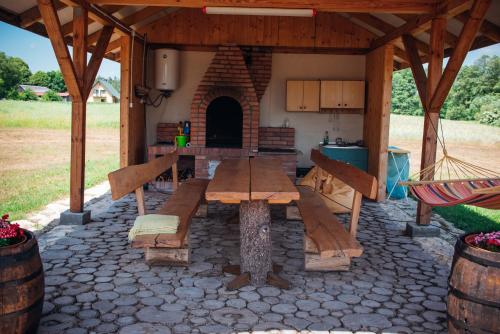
[191,87,256,149]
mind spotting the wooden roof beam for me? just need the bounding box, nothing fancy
[87,0,440,14]
[60,5,124,36]
[86,6,157,49]
[370,0,471,50]
[59,0,134,36]
[349,13,429,54]
[396,14,459,47]
[19,0,66,28]
[455,11,500,42]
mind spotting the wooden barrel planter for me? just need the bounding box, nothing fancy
[448,233,500,334]
[0,230,44,334]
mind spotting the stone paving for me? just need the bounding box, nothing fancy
[37,191,451,334]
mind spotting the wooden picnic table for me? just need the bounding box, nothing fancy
[206,157,299,289]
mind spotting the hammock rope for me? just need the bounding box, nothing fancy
[400,109,500,209]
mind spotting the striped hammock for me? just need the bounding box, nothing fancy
[409,179,500,209]
[401,153,500,209]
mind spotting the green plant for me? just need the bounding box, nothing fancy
[41,90,62,102]
[477,98,500,127]
[18,89,38,101]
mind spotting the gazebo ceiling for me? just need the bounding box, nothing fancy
[0,0,499,69]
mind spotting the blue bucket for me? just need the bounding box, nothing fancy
[387,146,410,199]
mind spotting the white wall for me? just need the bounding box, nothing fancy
[260,53,366,167]
[146,51,366,167]
[145,51,215,145]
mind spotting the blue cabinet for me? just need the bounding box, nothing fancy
[319,145,368,171]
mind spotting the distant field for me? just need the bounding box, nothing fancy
[0,100,119,220]
[389,114,500,232]
[0,100,119,129]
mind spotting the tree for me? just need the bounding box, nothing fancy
[0,52,31,99]
[29,71,50,88]
[391,69,422,116]
[46,71,66,92]
[41,90,62,101]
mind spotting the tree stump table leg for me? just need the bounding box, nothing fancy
[239,200,273,286]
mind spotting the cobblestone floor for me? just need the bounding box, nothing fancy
[38,191,451,334]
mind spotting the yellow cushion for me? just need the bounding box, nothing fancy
[128,214,180,241]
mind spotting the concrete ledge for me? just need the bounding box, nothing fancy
[60,210,91,225]
[406,222,440,237]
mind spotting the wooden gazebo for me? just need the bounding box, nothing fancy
[0,0,498,228]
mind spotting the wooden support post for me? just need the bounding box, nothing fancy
[349,191,362,237]
[120,35,131,168]
[69,6,88,213]
[363,44,393,201]
[416,17,445,225]
[135,187,146,215]
[416,0,491,225]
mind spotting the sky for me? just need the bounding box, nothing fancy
[0,21,120,78]
[1,20,500,79]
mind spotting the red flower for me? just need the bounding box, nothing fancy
[1,214,8,220]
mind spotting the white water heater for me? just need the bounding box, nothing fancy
[154,49,179,91]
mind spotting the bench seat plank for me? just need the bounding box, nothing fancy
[131,179,209,249]
[297,186,363,258]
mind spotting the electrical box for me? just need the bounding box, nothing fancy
[154,49,179,91]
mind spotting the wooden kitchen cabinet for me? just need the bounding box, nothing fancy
[320,80,365,109]
[320,80,342,108]
[286,80,320,112]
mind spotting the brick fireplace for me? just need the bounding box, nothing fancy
[190,45,261,150]
[149,45,296,180]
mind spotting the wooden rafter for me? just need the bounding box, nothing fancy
[350,13,429,54]
[396,14,459,47]
[60,5,124,36]
[20,0,66,28]
[87,0,441,14]
[37,0,81,100]
[428,0,491,113]
[369,0,470,50]
[455,11,500,42]
[402,34,427,104]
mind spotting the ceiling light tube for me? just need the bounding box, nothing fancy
[202,7,316,17]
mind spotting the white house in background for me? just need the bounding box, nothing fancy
[87,78,120,103]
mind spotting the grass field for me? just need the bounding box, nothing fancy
[0,100,119,220]
[389,114,500,233]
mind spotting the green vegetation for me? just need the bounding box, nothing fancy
[41,90,63,102]
[28,70,66,92]
[0,100,119,129]
[0,52,31,99]
[0,101,119,220]
[392,55,500,126]
[433,205,499,234]
[0,157,118,221]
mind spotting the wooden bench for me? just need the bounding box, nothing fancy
[107,152,209,266]
[295,149,378,271]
